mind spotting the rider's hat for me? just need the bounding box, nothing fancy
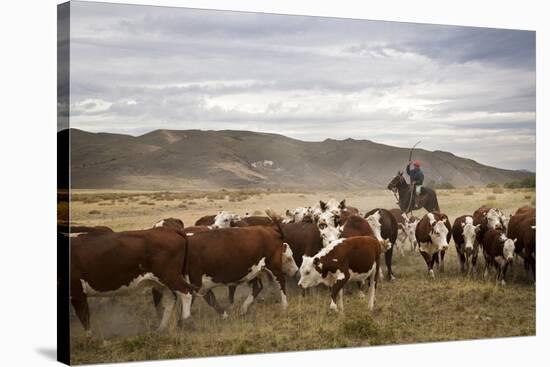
[413,160,420,168]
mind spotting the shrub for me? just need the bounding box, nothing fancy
[504,176,535,189]
[427,179,455,189]
[524,195,532,200]
[138,201,155,206]
[486,195,497,200]
[492,188,504,194]
[88,210,100,215]
[464,191,474,196]
[486,182,500,188]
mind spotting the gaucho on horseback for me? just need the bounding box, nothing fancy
[387,142,440,215]
[407,160,424,197]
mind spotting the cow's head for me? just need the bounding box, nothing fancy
[318,224,342,247]
[317,210,339,230]
[501,235,516,263]
[485,208,504,230]
[428,213,450,251]
[281,242,299,276]
[320,198,342,217]
[298,256,323,288]
[212,211,240,229]
[461,217,479,254]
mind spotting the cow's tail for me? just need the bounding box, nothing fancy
[175,230,199,293]
[432,191,440,213]
[265,208,285,239]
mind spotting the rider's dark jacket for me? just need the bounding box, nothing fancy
[406,165,424,185]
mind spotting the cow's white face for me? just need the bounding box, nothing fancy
[502,238,516,262]
[319,225,342,247]
[212,211,240,229]
[430,219,449,251]
[298,256,322,288]
[318,211,338,229]
[320,199,342,218]
[461,217,479,253]
[486,208,503,230]
[281,242,299,276]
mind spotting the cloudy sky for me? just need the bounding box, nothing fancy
[66,1,536,170]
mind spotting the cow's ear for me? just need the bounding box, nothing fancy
[461,222,465,228]
[475,224,481,232]
[513,238,518,243]
[398,170,403,176]
[339,199,346,209]
[282,242,288,251]
[313,257,320,266]
[285,209,291,216]
[320,201,327,211]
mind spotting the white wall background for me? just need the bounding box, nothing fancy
[0,1,547,366]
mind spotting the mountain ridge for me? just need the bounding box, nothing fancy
[62,128,533,190]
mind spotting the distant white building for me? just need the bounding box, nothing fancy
[251,160,274,168]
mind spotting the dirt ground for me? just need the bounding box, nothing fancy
[66,187,536,364]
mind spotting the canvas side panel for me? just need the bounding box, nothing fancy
[57,2,70,365]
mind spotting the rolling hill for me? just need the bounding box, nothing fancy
[62,128,533,190]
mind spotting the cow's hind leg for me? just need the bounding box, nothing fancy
[267,268,289,310]
[157,287,176,331]
[367,263,377,310]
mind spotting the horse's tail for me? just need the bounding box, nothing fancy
[431,189,440,212]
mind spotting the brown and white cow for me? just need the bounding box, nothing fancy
[515,206,535,216]
[481,229,516,285]
[298,236,381,312]
[70,228,195,335]
[452,215,480,274]
[153,217,184,230]
[180,225,298,317]
[59,225,113,237]
[415,212,451,278]
[473,206,507,231]
[364,208,398,280]
[194,214,216,226]
[507,211,536,280]
[211,211,242,229]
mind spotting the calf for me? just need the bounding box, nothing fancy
[181,226,298,317]
[70,228,194,335]
[365,208,398,280]
[298,236,381,312]
[452,215,480,274]
[283,207,314,224]
[481,229,516,285]
[415,212,451,278]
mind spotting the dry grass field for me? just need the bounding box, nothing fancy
[67,188,536,364]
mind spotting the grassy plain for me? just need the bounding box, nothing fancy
[67,187,536,364]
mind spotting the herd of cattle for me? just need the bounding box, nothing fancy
[64,198,536,336]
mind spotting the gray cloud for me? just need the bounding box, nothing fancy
[66,1,536,171]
